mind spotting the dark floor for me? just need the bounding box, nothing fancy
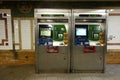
[0,64,120,80]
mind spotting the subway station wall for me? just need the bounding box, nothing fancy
[107,9,120,64]
[1,8,120,65]
[107,9,120,49]
[0,50,35,65]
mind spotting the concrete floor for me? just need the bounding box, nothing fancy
[0,64,120,80]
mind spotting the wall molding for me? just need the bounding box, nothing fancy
[109,13,120,16]
[0,13,8,46]
[107,43,120,45]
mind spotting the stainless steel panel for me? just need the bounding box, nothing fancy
[35,9,107,73]
[35,9,71,73]
[71,9,107,72]
[37,46,69,72]
[71,46,104,71]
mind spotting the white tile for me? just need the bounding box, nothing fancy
[80,76,93,80]
[35,76,46,80]
[46,77,58,80]
[24,76,35,80]
[92,76,103,80]
[21,20,31,49]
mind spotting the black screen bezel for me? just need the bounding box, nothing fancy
[75,25,88,38]
[39,24,52,38]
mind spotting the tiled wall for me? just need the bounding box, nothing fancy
[107,10,120,49]
[107,50,120,64]
[0,51,35,65]
[0,9,13,50]
[13,18,35,50]
[0,9,35,65]
[0,50,120,65]
[1,9,120,65]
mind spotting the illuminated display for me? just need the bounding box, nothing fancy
[76,28,86,36]
[74,25,89,46]
[75,25,88,38]
[39,25,52,38]
[40,28,51,37]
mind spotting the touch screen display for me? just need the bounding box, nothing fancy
[40,28,51,37]
[76,28,87,36]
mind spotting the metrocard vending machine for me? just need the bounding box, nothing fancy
[35,9,71,73]
[71,9,107,72]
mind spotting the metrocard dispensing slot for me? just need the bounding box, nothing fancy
[38,25,53,46]
[74,25,89,46]
[46,46,59,53]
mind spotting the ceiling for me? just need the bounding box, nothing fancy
[1,0,120,1]
[1,0,120,9]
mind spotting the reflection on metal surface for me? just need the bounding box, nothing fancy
[75,19,105,23]
[37,19,68,23]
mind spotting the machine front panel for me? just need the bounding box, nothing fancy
[38,23,69,46]
[35,9,70,73]
[35,9,107,73]
[71,9,106,72]
[37,46,68,72]
[74,23,105,46]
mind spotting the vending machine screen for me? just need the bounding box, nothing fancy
[39,25,52,38]
[75,25,88,38]
[76,28,87,36]
[75,25,89,46]
[40,28,51,37]
[38,25,53,46]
